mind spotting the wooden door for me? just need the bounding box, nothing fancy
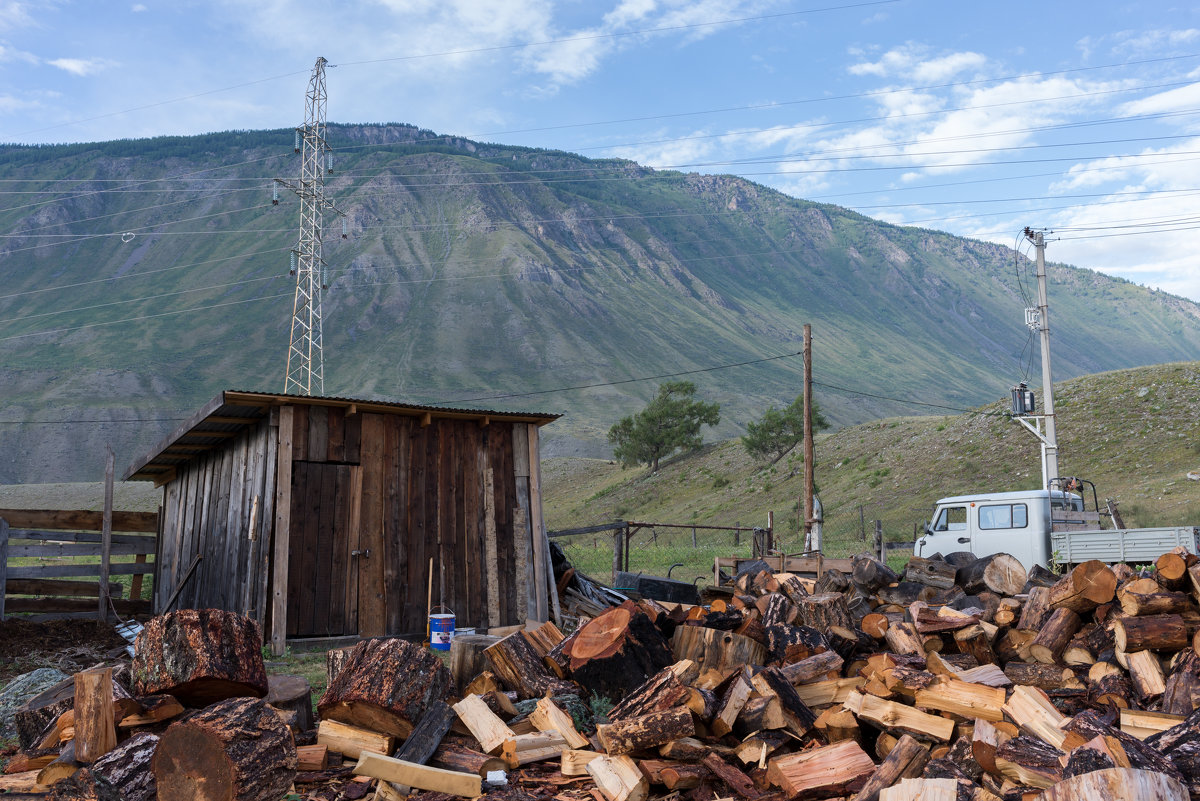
[287,461,358,637]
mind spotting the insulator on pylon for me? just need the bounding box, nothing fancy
[341,219,348,238]
[327,153,333,174]
[294,130,301,153]
[272,184,279,205]
[289,251,296,276]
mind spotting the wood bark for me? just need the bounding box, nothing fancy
[15,674,134,751]
[430,743,507,777]
[89,733,157,801]
[794,592,852,631]
[1119,590,1189,617]
[1030,608,1082,664]
[152,696,296,801]
[853,557,899,594]
[569,604,674,701]
[448,634,500,694]
[852,733,930,801]
[957,554,1027,596]
[1017,586,1052,631]
[1162,648,1200,716]
[764,623,829,665]
[994,734,1064,788]
[1041,768,1188,801]
[596,707,695,755]
[485,630,575,699]
[265,674,314,733]
[1114,614,1188,653]
[47,769,120,801]
[779,650,843,684]
[73,669,116,765]
[905,558,958,590]
[132,609,268,707]
[755,666,818,738]
[607,662,694,721]
[394,700,456,765]
[700,753,760,799]
[317,637,451,739]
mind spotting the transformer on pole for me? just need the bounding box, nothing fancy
[276,56,343,396]
[1011,227,1060,489]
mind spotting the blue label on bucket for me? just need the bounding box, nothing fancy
[430,613,455,651]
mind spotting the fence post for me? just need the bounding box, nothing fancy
[875,520,884,561]
[767,511,774,553]
[98,446,115,625]
[612,527,624,585]
[734,522,740,546]
[0,518,8,622]
[691,525,697,548]
[860,505,866,541]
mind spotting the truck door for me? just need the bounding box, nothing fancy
[920,504,969,556]
[973,501,1031,565]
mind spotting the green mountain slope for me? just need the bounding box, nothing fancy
[1,124,1198,482]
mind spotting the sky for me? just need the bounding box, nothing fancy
[3,0,1200,302]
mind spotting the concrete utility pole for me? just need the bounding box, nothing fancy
[1019,228,1060,488]
[802,324,817,552]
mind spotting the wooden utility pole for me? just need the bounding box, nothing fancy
[802,324,816,552]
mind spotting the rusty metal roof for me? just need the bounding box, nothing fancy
[123,389,561,484]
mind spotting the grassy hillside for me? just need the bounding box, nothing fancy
[543,362,1200,578]
[1,124,1199,484]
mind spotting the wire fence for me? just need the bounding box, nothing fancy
[552,500,933,584]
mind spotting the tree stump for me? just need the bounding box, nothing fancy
[265,674,314,733]
[957,554,1027,596]
[449,634,500,694]
[317,638,451,739]
[132,609,268,707]
[568,604,674,701]
[152,697,296,801]
[90,733,158,801]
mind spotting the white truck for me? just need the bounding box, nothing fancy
[914,484,1198,570]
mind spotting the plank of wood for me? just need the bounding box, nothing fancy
[562,749,603,776]
[355,751,482,798]
[587,755,648,801]
[270,405,294,655]
[452,695,516,754]
[842,691,954,742]
[317,719,395,760]
[1002,686,1068,749]
[0,509,159,533]
[530,697,589,749]
[767,740,875,799]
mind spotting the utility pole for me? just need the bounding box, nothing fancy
[1014,227,1060,488]
[802,324,817,553]
[277,56,344,396]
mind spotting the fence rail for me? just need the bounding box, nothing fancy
[0,508,158,622]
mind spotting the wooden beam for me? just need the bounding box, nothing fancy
[354,752,482,798]
[528,424,549,623]
[420,412,432,427]
[271,405,295,656]
[178,430,240,439]
[0,519,8,621]
[0,510,158,533]
[203,415,266,425]
[98,447,114,625]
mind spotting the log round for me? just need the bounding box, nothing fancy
[957,554,1027,596]
[132,609,268,707]
[449,634,501,694]
[569,604,674,701]
[317,637,451,739]
[265,674,314,733]
[1047,561,1117,613]
[152,697,296,801]
[1042,768,1188,801]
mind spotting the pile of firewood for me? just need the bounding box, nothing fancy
[7,547,1200,801]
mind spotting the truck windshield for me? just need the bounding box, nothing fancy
[933,506,967,531]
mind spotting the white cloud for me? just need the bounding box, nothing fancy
[0,1,37,32]
[47,57,112,76]
[1114,28,1200,54]
[848,43,984,82]
[0,41,36,63]
[1120,81,1200,116]
[131,3,147,11]
[608,128,715,169]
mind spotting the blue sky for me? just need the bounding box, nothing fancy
[4,0,1200,302]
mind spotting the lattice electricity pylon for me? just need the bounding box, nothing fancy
[275,56,344,396]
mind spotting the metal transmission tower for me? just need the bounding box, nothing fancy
[276,56,343,396]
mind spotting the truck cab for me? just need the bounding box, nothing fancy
[916,489,1082,569]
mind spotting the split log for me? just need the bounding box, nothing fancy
[766,740,875,799]
[89,733,157,801]
[119,694,184,728]
[1119,590,1189,617]
[316,718,394,759]
[295,744,328,771]
[1162,649,1200,715]
[779,650,843,685]
[1002,686,1068,749]
[607,661,696,721]
[132,609,268,706]
[354,752,482,798]
[1068,709,1181,782]
[1041,768,1188,801]
[759,594,794,628]
[953,624,995,667]
[905,558,958,590]
[569,604,673,701]
[1047,560,1117,613]
[878,582,927,606]
[430,742,506,777]
[1126,649,1166,701]
[994,734,1063,788]
[700,753,759,798]
[529,696,588,749]
[1025,563,1059,590]
[814,567,852,595]
[587,755,648,801]
[672,626,766,671]
[861,612,891,639]
[957,554,1027,596]
[711,670,753,737]
[451,695,514,754]
[1017,586,1052,631]
[657,737,710,762]
[1119,708,1184,739]
[913,679,1005,722]
[561,749,602,776]
[394,700,456,765]
[317,638,451,739]
[754,667,818,738]
[765,623,828,665]
[1030,608,1082,664]
[1062,734,1125,778]
[1003,662,1071,690]
[15,674,134,751]
[970,718,1010,775]
[884,622,926,656]
[73,669,116,765]
[596,707,694,756]
[265,674,314,733]
[877,777,958,801]
[326,647,351,687]
[485,631,575,699]
[1114,614,1188,653]
[659,763,708,790]
[843,691,954,742]
[794,592,852,631]
[851,733,930,801]
[828,626,876,662]
[35,740,78,786]
[152,696,296,801]
[448,634,500,694]
[814,707,860,744]
[1156,553,1190,591]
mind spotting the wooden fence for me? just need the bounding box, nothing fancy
[0,509,158,622]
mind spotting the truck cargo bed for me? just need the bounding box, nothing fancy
[1051,526,1199,565]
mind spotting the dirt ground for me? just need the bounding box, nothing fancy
[0,619,129,687]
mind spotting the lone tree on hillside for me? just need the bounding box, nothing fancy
[742,395,829,465]
[608,381,721,472]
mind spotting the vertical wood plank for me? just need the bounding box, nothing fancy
[527,425,550,624]
[482,451,500,629]
[309,405,329,462]
[358,413,387,637]
[383,416,408,635]
[254,413,279,629]
[271,405,295,656]
[293,404,309,462]
[512,424,533,622]
[98,446,114,624]
[345,465,363,635]
[0,518,8,621]
[344,411,362,464]
[405,421,428,636]
[327,407,345,462]
[313,464,338,635]
[436,421,448,613]
[497,429,516,625]
[326,464,348,636]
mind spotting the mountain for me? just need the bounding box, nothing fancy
[2,124,1199,483]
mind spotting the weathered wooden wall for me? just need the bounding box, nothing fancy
[154,416,277,628]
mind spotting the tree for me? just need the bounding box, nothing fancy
[608,381,721,472]
[742,395,829,464]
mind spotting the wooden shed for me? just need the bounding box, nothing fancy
[124,390,561,654]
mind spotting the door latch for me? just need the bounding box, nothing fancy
[957,537,970,544]
[351,549,371,558]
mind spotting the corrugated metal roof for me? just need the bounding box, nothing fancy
[123,389,561,483]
